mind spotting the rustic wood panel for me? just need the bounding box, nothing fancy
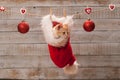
[0,55,52,68]
[71,30,120,43]
[0,0,116,7]
[0,0,72,6]
[0,32,42,44]
[0,0,119,6]
[0,0,120,79]
[0,31,119,43]
[0,43,119,56]
[0,68,119,79]
[0,55,120,68]
[72,43,120,56]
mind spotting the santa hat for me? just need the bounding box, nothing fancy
[52,21,60,27]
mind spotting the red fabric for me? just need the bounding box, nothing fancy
[52,21,60,27]
[48,40,76,68]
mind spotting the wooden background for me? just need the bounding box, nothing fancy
[0,0,120,79]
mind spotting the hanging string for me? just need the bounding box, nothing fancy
[49,8,53,21]
[20,7,26,21]
[63,8,67,18]
[1,4,119,19]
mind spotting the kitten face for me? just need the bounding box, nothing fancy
[52,23,70,39]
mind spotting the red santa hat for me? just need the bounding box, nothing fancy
[52,21,60,27]
[52,21,63,28]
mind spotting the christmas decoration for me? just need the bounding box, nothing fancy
[20,8,27,15]
[17,21,29,33]
[83,19,95,32]
[109,4,115,11]
[85,7,92,14]
[0,6,5,11]
[41,15,79,75]
[0,5,118,33]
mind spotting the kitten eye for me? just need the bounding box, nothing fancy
[63,32,65,34]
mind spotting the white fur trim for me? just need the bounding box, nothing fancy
[63,61,79,75]
[64,16,74,28]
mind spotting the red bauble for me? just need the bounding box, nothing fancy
[83,19,95,32]
[18,21,29,33]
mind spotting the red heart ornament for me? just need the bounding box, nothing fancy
[20,8,26,14]
[109,4,115,11]
[85,8,92,14]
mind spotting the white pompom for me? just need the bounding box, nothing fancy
[63,61,79,75]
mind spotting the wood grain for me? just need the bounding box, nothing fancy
[0,43,119,56]
[0,0,120,79]
[0,68,119,79]
[0,0,119,6]
[0,31,119,43]
[0,55,120,68]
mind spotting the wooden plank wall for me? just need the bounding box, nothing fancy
[0,0,120,79]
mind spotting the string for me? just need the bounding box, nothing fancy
[21,7,25,21]
[49,8,53,21]
[63,8,67,18]
[1,4,119,19]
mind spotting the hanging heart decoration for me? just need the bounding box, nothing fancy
[20,8,27,15]
[85,7,92,14]
[109,4,115,11]
[0,6,5,11]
